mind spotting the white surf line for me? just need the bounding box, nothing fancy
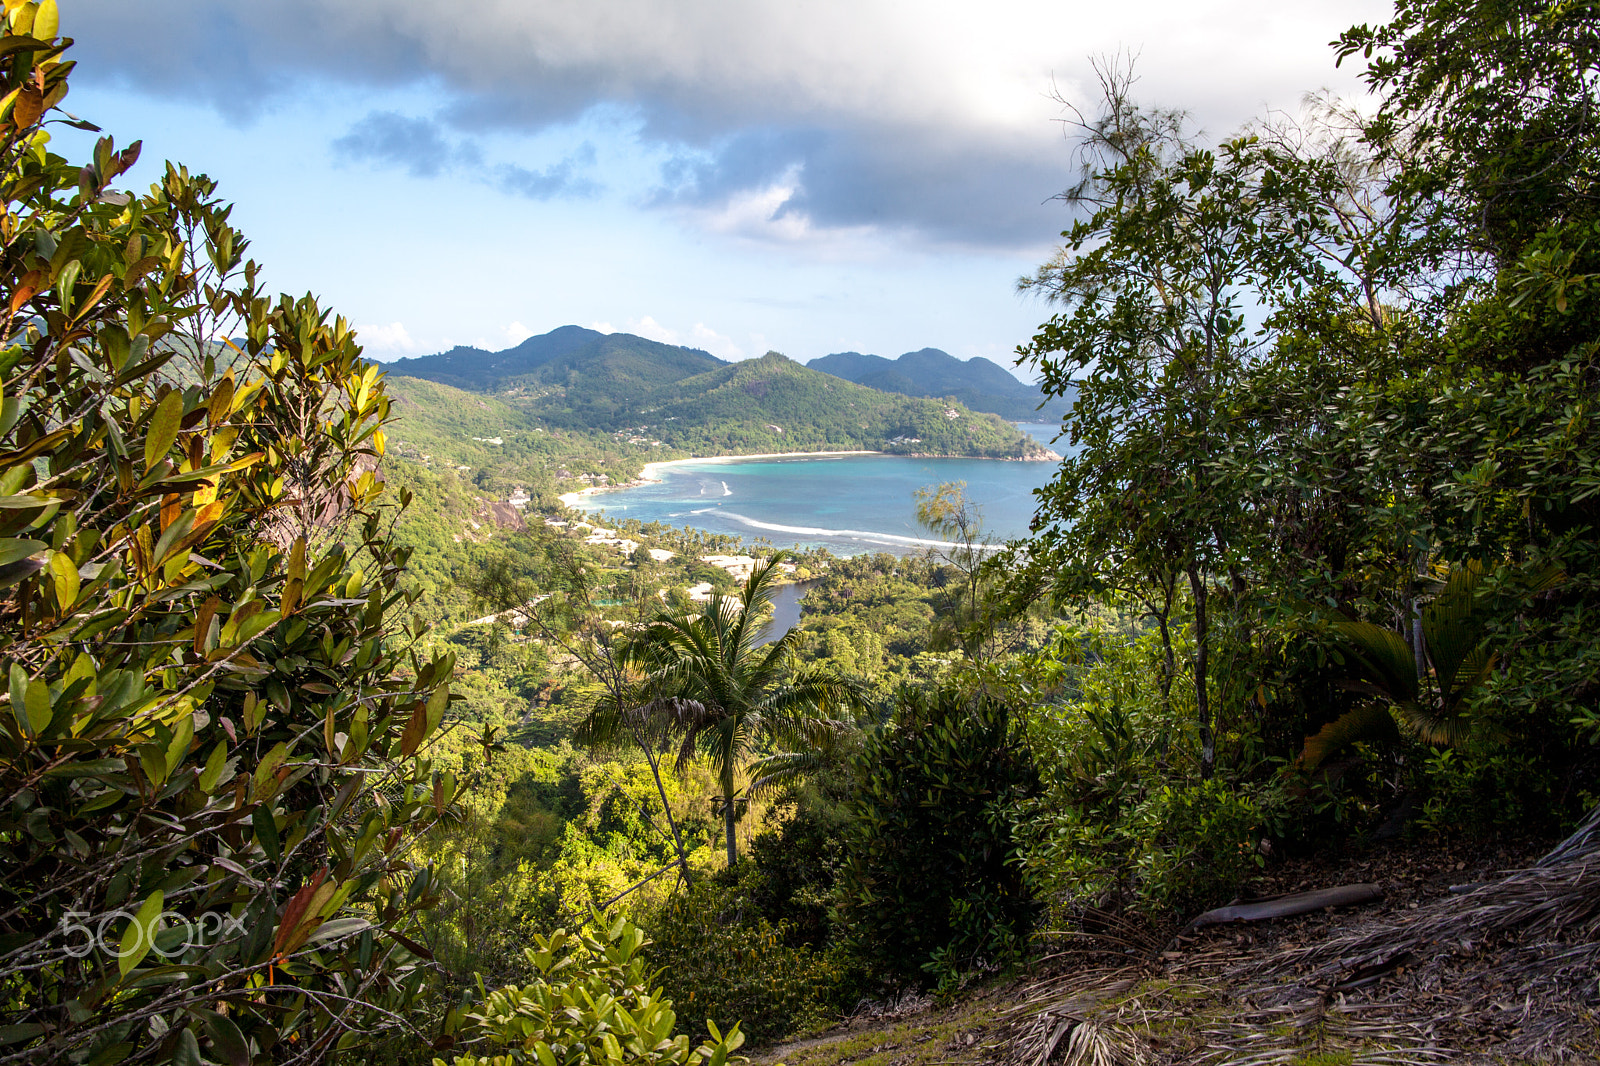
[716,511,1006,553]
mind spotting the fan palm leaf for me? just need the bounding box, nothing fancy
[1304,560,1562,763]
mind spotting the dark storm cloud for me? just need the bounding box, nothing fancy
[64,0,1384,249]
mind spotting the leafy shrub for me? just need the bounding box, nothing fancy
[0,13,464,1063]
[1022,762,1269,919]
[647,868,853,1044]
[1125,780,1265,912]
[741,770,855,950]
[436,916,745,1066]
[834,687,1038,987]
[1418,744,1571,839]
[1018,636,1272,920]
[641,771,859,1043]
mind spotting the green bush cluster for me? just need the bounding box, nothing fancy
[436,917,745,1066]
[1012,632,1279,922]
[646,871,853,1044]
[834,688,1039,989]
[0,12,469,1061]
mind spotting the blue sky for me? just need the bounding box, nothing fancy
[60,1,1391,376]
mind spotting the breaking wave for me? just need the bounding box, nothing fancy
[716,511,1001,552]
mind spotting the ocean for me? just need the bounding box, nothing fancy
[569,423,1070,556]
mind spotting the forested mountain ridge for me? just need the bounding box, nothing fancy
[808,346,1074,420]
[609,351,1050,456]
[381,330,1053,460]
[387,326,722,392]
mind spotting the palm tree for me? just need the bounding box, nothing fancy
[597,552,859,866]
[1299,560,1563,768]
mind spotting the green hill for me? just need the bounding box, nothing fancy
[388,327,722,393]
[807,347,1074,421]
[381,375,677,491]
[638,352,1049,457]
[380,328,1053,462]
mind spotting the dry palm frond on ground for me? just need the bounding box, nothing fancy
[1248,805,1600,985]
[1000,968,1147,1066]
[1228,805,1600,1062]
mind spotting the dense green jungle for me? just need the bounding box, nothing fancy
[2,2,1600,1064]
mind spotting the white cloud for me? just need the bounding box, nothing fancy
[503,321,535,345]
[629,315,677,345]
[355,321,419,356]
[688,323,745,361]
[616,315,748,361]
[698,168,812,242]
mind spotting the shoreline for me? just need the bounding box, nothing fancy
[558,450,883,509]
[554,445,1059,511]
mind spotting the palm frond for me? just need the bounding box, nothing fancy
[1421,560,1487,701]
[747,750,827,797]
[1400,699,1475,747]
[1297,702,1401,771]
[1328,615,1419,703]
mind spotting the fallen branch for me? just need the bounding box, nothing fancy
[1186,883,1384,931]
[1248,803,1600,982]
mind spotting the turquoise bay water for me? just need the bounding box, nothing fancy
[572,423,1070,556]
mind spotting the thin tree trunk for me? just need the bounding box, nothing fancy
[724,795,738,867]
[633,723,693,886]
[1187,564,1215,781]
[1411,607,1425,679]
[1156,611,1176,719]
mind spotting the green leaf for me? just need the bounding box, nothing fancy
[118,889,163,977]
[0,538,45,567]
[22,677,50,736]
[303,917,371,945]
[144,390,183,473]
[425,683,449,731]
[48,550,79,611]
[0,396,24,438]
[0,1023,45,1046]
[171,1028,201,1066]
[0,493,62,509]
[42,758,125,778]
[234,608,281,645]
[147,507,195,568]
[253,741,288,796]
[8,663,27,726]
[252,804,281,865]
[0,37,55,60]
[164,712,195,779]
[198,741,228,792]
[0,555,46,589]
[198,1010,250,1066]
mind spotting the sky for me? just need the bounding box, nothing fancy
[59,0,1393,377]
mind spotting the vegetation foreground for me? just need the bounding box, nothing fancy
[1,1,1598,1064]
